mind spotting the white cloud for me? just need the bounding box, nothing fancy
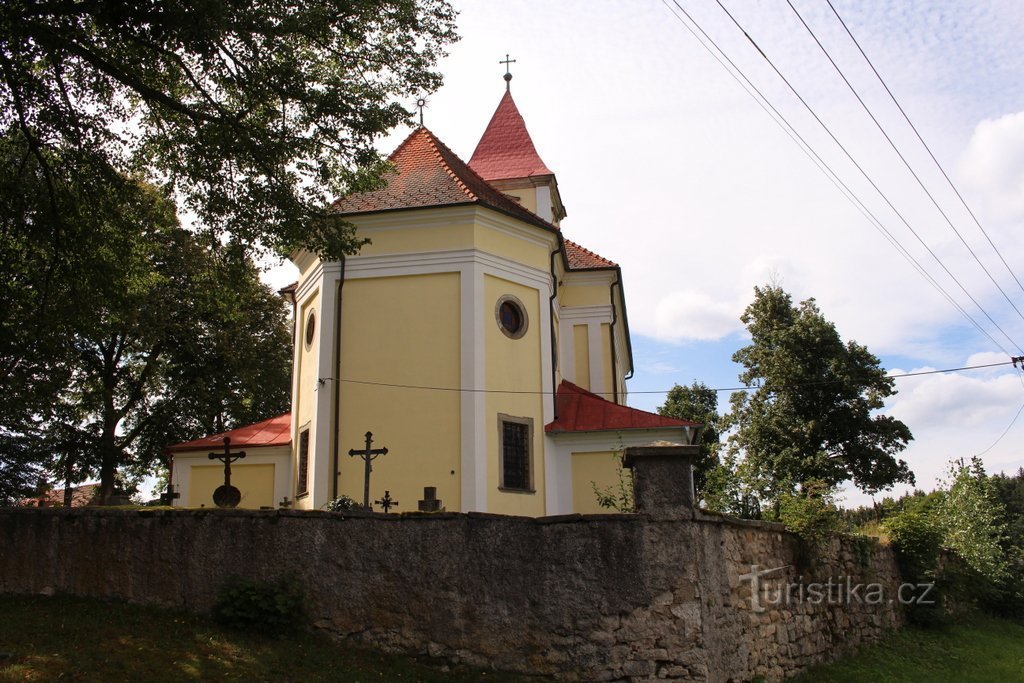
[652,290,743,342]
[960,111,1024,221]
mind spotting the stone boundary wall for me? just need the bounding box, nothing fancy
[0,506,903,681]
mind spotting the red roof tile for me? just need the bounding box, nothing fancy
[19,483,99,508]
[167,413,292,452]
[564,238,617,269]
[469,91,553,181]
[332,127,558,234]
[545,381,699,434]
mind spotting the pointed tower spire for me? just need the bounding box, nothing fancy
[468,83,566,224]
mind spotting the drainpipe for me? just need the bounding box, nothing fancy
[609,276,621,404]
[549,248,560,420]
[331,257,347,501]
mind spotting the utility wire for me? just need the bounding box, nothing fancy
[327,359,1018,397]
[658,0,1011,356]
[785,0,1024,326]
[709,0,1024,354]
[826,0,1024,301]
[975,398,1024,457]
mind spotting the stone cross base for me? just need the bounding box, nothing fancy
[622,442,699,518]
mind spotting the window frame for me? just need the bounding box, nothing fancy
[497,414,535,493]
[494,294,529,340]
[296,426,311,498]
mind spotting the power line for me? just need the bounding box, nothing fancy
[709,0,1024,354]
[327,359,1018,397]
[785,0,1024,327]
[658,0,1012,356]
[825,0,1024,301]
[975,398,1024,457]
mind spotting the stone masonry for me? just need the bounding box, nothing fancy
[0,446,904,681]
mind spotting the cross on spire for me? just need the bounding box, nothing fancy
[500,54,516,90]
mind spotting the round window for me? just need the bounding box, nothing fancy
[495,295,528,339]
[304,310,316,348]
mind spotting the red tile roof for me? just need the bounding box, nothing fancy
[19,483,99,508]
[333,127,559,235]
[332,127,612,272]
[564,239,617,269]
[545,381,699,434]
[469,90,554,181]
[167,413,292,452]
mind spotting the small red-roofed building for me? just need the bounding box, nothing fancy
[166,413,292,509]
[168,76,699,515]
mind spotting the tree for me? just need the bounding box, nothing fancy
[939,457,1008,584]
[658,381,721,498]
[1,0,457,262]
[0,140,291,503]
[726,285,913,500]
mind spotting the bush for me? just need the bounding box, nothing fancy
[211,574,306,635]
[322,495,360,512]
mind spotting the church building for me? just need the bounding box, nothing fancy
[167,77,698,515]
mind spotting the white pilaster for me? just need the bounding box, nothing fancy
[460,262,488,511]
[311,262,342,507]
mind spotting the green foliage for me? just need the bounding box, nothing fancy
[592,454,634,513]
[884,506,947,625]
[726,285,914,500]
[657,381,721,499]
[323,495,360,512]
[776,480,842,548]
[212,575,306,635]
[0,0,458,260]
[0,138,292,503]
[938,458,1008,585]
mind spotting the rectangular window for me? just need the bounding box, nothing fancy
[499,415,533,492]
[297,428,310,497]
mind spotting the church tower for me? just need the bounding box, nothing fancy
[468,86,566,225]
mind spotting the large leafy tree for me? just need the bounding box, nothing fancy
[1,136,291,504]
[1,0,457,260]
[658,381,721,497]
[726,285,913,499]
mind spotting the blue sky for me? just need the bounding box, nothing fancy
[265,0,1024,507]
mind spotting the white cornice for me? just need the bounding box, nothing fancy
[559,304,614,322]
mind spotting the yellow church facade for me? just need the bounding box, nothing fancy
[167,85,697,515]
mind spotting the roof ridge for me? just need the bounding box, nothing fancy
[420,127,479,202]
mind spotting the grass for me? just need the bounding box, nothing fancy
[0,594,534,682]
[793,614,1024,682]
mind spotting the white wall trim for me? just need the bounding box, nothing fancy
[171,446,291,509]
[460,261,487,512]
[311,263,342,507]
[559,304,613,321]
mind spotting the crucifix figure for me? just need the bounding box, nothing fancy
[208,436,246,508]
[500,53,516,90]
[348,431,388,510]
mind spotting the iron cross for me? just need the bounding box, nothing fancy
[374,490,399,513]
[208,436,246,507]
[348,431,388,510]
[500,54,516,90]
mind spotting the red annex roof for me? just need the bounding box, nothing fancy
[333,127,558,234]
[167,413,292,452]
[565,238,616,269]
[469,90,554,181]
[545,381,699,434]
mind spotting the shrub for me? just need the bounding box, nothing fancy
[322,495,360,512]
[211,574,306,635]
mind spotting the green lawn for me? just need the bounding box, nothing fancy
[0,594,534,682]
[793,614,1024,682]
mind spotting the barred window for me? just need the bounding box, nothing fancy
[297,428,310,496]
[499,416,533,492]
